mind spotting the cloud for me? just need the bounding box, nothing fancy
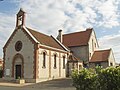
[13,0,120,33]
[0,13,15,58]
[0,0,120,61]
[99,33,120,63]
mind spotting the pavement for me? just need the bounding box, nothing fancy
[0,78,76,90]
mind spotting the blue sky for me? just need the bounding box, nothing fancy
[0,0,120,63]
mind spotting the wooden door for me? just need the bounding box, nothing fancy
[15,65,21,79]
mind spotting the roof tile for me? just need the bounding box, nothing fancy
[63,28,92,47]
[90,49,111,62]
[27,28,65,50]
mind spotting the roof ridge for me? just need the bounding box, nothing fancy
[63,28,92,36]
[63,30,86,36]
[95,49,111,52]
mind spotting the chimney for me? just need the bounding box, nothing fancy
[57,29,63,43]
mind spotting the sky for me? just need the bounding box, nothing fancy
[0,0,120,63]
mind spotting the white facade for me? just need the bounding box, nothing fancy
[4,28,34,80]
[88,30,99,60]
[38,48,67,82]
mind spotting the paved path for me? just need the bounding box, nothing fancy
[0,78,76,90]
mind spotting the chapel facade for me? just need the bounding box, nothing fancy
[3,9,69,83]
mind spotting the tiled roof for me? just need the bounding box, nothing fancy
[63,28,92,47]
[90,49,111,62]
[0,59,3,64]
[27,28,65,50]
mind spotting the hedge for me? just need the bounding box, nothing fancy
[72,67,120,90]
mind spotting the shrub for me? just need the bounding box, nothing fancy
[98,67,120,90]
[72,69,97,90]
[72,67,120,90]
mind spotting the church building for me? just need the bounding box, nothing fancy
[3,9,69,83]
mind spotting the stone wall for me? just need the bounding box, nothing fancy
[4,28,34,80]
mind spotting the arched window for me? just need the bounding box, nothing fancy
[63,56,65,69]
[92,39,94,51]
[43,52,46,68]
[54,54,57,68]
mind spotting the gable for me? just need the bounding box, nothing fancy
[3,26,36,50]
[88,29,99,48]
[108,50,115,64]
[63,28,92,47]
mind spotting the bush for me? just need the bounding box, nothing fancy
[72,67,120,90]
[98,67,120,90]
[72,69,97,90]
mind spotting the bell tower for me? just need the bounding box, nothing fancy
[16,8,25,27]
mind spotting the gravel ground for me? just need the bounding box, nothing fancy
[0,78,76,90]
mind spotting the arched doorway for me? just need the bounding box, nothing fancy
[12,53,24,79]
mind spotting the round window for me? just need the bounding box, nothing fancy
[15,41,22,51]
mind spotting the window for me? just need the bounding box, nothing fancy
[72,63,74,69]
[79,65,82,70]
[110,63,113,66]
[95,62,101,67]
[89,53,91,57]
[95,43,96,48]
[54,54,57,68]
[43,52,46,68]
[63,56,65,69]
[18,16,23,25]
[92,39,94,51]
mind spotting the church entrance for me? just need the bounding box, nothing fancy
[15,65,21,79]
[12,53,24,79]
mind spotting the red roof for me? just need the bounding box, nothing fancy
[63,28,92,47]
[27,28,65,50]
[90,49,111,62]
[0,59,3,64]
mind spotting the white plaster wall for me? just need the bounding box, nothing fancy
[88,30,99,60]
[38,49,67,80]
[108,51,116,66]
[4,28,34,79]
[50,51,59,79]
[38,48,50,79]
[60,53,67,77]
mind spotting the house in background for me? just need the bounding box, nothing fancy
[57,23,115,69]
[62,28,99,67]
[57,30,83,76]
[89,49,116,68]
